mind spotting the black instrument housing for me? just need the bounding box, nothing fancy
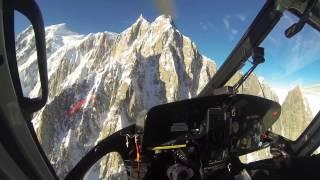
[143,94,281,159]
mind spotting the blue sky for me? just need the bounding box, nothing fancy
[15,0,320,88]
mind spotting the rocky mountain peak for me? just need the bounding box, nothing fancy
[154,14,174,25]
[45,23,78,37]
[287,85,303,98]
[284,85,312,116]
[12,15,218,178]
[15,25,33,42]
[122,14,176,46]
[136,14,149,23]
[272,85,313,140]
[122,15,150,37]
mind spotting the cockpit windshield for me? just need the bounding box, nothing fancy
[12,0,320,179]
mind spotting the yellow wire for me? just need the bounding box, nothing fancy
[152,144,186,151]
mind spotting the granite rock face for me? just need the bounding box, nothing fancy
[17,15,216,178]
[272,86,313,140]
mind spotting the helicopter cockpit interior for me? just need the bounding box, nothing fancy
[1,0,320,180]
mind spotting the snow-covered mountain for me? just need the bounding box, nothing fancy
[16,15,318,179]
[17,15,218,178]
[16,23,87,98]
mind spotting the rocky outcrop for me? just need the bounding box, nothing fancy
[272,86,313,140]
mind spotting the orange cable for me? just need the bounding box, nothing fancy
[135,136,141,180]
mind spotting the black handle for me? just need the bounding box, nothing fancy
[65,125,136,180]
[3,0,48,113]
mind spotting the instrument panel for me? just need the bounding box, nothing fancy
[142,94,281,157]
